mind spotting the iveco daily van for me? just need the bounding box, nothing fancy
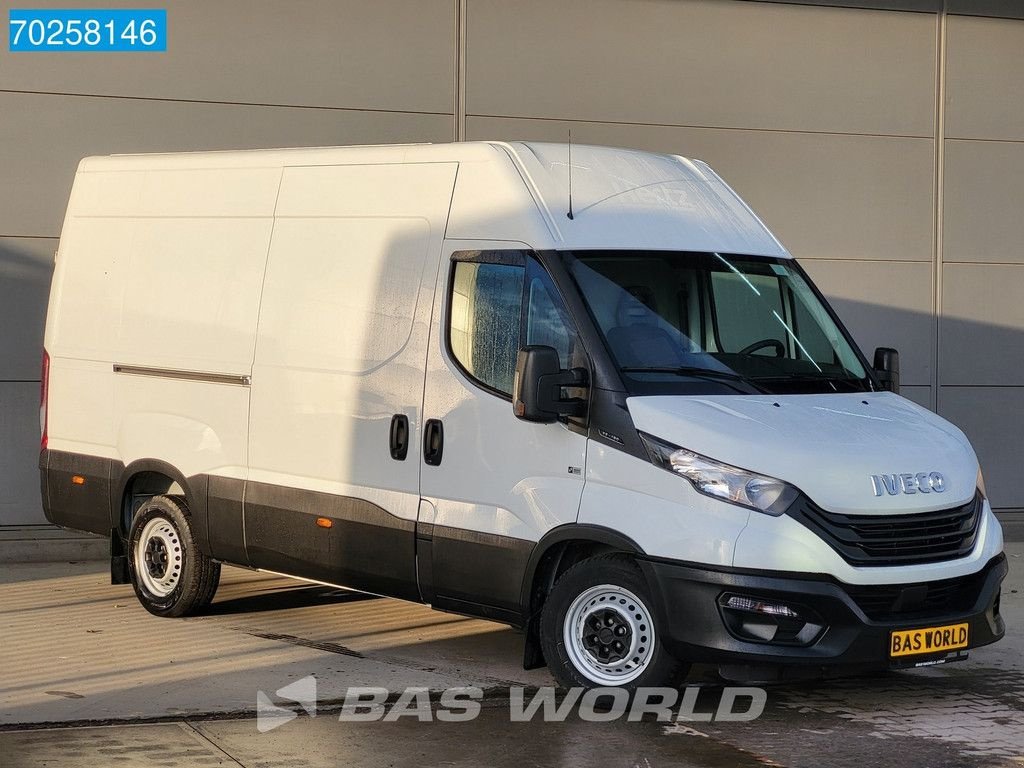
[40,142,1006,689]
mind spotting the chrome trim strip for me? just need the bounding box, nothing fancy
[113,364,251,386]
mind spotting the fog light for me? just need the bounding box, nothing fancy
[719,593,825,646]
[724,595,800,618]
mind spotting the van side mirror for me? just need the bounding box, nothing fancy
[513,345,588,423]
[873,347,900,394]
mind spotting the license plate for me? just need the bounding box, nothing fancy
[890,622,969,658]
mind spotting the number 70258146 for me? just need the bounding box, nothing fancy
[9,9,166,52]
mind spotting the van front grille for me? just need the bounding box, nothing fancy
[788,493,982,567]
[843,568,989,621]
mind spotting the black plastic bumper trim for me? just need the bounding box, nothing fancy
[639,553,1007,668]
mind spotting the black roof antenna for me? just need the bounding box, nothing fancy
[566,130,574,220]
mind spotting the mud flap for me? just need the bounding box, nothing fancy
[522,616,546,670]
[110,527,130,584]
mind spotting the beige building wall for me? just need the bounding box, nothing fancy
[940,13,1024,510]
[1,0,1022,529]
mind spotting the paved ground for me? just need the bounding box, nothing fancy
[0,545,1021,767]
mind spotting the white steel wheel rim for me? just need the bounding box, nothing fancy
[563,584,655,685]
[136,517,183,598]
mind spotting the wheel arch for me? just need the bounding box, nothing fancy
[521,524,646,615]
[112,459,209,549]
[519,524,646,669]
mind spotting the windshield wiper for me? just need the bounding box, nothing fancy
[619,366,766,394]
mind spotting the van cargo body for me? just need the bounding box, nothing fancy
[40,142,1005,689]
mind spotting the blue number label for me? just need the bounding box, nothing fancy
[9,9,167,52]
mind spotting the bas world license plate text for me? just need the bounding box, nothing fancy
[890,622,969,657]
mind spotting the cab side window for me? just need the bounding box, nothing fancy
[448,253,580,397]
[449,259,525,395]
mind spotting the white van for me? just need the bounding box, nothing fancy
[40,142,1005,689]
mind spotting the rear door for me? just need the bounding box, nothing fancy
[244,163,457,599]
[418,246,589,619]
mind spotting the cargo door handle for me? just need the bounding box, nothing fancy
[423,419,444,466]
[390,414,409,460]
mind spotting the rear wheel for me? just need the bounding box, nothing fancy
[540,553,689,690]
[128,495,220,617]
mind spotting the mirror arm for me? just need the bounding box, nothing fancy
[539,367,589,390]
[538,367,589,418]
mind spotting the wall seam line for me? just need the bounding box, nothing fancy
[454,0,467,141]
[0,88,454,117]
[932,2,947,412]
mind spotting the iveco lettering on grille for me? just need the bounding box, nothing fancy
[871,472,947,496]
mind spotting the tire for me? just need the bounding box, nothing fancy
[540,553,689,690]
[127,495,220,618]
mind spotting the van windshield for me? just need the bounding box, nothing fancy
[564,251,872,395]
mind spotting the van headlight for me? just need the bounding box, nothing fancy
[640,433,798,516]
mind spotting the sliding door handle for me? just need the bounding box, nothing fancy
[390,414,410,460]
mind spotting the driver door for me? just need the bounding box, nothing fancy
[417,246,589,620]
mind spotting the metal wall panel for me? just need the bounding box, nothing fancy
[939,387,1024,510]
[946,140,1024,264]
[940,263,1024,386]
[943,140,1024,265]
[0,383,45,526]
[947,0,1024,20]
[900,386,932,409]
[946,15,1024,142]
[0,0,456,114]
[466,0,936,136]
[939,13,1024,506]
[0,238,55,381]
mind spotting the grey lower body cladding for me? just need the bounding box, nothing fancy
[38,449,531,622]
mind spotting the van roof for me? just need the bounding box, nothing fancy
[76,141,789,257]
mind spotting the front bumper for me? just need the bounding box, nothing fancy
[639,553,1007,669]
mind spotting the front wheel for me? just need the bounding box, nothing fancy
[128,495,220,617]
[540,553,689,690]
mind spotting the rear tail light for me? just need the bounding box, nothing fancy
[40,350,49,450]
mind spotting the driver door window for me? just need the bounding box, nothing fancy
[448,254,580,398]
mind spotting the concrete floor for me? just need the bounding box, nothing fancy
[0,562,554,725]
[0,546,1021,767]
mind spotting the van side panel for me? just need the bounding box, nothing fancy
[115,218,273,374]
[43,165,280,541]
[245,162,458,598]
